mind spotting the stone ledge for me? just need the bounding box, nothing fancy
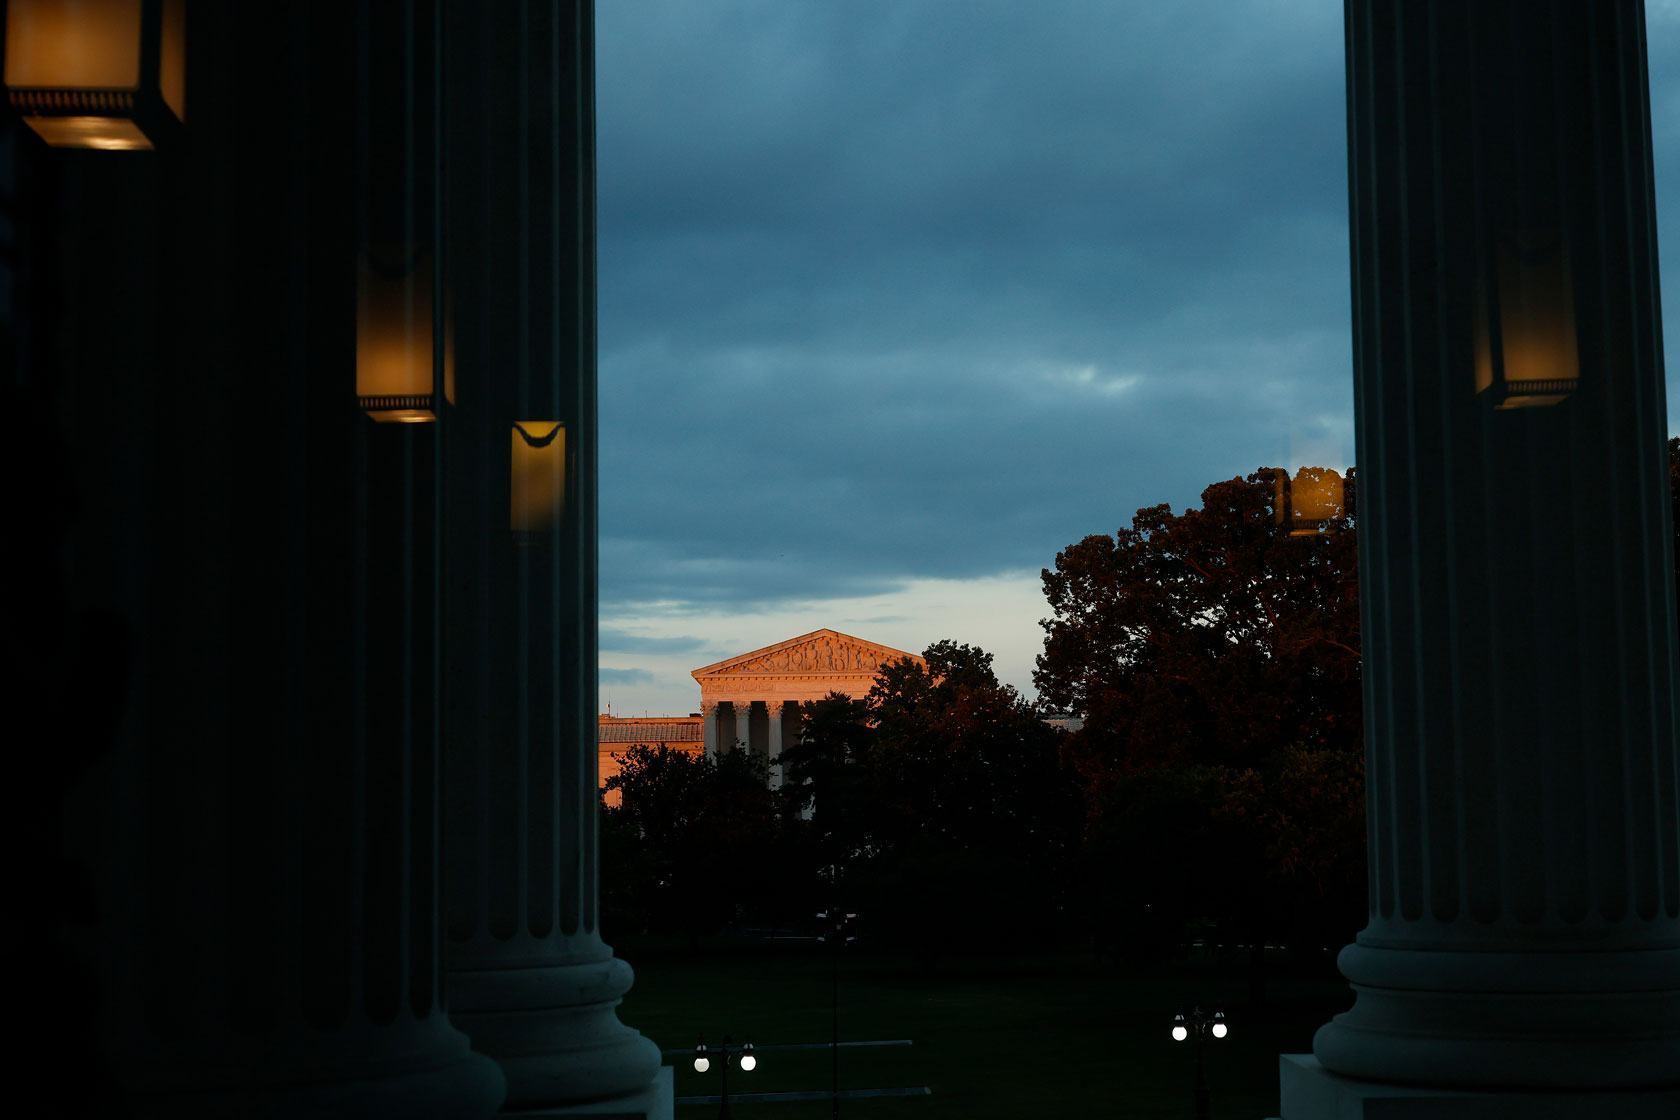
[1278,1054,1680,1120]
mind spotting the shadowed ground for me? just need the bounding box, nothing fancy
[616,936,1354,1119]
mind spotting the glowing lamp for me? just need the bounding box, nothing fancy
[693,1054,709,1073]
[1211,1011,1228,1039]
[357,251,453,422]
[4,0,184,150]
[1172,1013,1189,1042]
[511,421,566,542]
[740,1045,757,1072]
[1475,230,1577,409]
[1274,466,1344,536]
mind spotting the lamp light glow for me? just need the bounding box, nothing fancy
[3,0,185,150]
[357,252,453,422]
[1274,466,1344,536]
[511,421,567,542]
[1475,230,1578,409]
[1212,1022,1227,1039]
[740,1052,756,1071]
[693,1055,709,1073]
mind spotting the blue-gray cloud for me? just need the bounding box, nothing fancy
[599,627,712,656]
[599,668,657,686]
[598,0,1680,615]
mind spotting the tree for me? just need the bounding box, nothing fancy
[777,690,874,889]
[1037,469,1363,962]
[861,642,1083,960]
[1036,469,1360,792]
[600,743,779,939]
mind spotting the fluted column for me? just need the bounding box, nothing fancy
[701,700,720,761]
[766,701,786,789]
[439,1,665,1114]
[15,5,506,1115]
[732,701,755,756]
[1291,1,1680,1106]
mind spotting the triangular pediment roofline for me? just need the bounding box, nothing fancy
[691,629,923,680]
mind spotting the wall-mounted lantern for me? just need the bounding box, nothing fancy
[357,249,453,422]
[3,0,184,150]
[511,421,566,543]
[1274,466,1344,536]
[1474,229,1578,409]
[354,0,447,422]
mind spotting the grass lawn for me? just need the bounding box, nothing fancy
[615,936,1354,1119]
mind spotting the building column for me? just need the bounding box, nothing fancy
[732,700,754,755]
[766,701,786,789]
[701,700,720,761]
[440,2,667,1115]
[1284,3,1680,1113]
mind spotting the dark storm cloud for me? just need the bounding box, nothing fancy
[597,1,1680,613]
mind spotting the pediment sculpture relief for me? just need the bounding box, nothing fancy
[734,636,898,674]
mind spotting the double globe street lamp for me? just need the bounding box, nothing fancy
[693,1034,757,1120]
[1171,1006,1228,1120]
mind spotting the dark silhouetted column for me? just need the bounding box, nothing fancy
[440,2,668,1114]
[1281,3,1680,1115]
[10,5,505,1116]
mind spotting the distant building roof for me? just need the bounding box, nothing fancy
[597,715,703,744]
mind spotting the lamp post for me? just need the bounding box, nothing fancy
[693,1034,757,1120]
[816,908,857,1119]
[1171,1006,1228,1120]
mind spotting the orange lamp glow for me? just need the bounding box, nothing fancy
[357,251,453,422]
[1275,466,1344,536]
[511,421,566,542]
[1474,231,1578,409]
[3,0,184,150]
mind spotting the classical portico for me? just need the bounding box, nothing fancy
[692,630,924,784]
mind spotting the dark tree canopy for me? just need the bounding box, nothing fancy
[1035,469,1361,789]
[600,743,779,937]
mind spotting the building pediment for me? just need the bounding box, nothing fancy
[692,629,922,685]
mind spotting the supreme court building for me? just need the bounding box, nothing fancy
[598,629,923,796]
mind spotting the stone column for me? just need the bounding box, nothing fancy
[732,701,755,756]
[10,4,506,1115]
[766,701,786,789]
[701,700,720,761]
[1284,3,1680,1113]
[440,2,667,1115]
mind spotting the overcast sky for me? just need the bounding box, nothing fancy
[595,0,1680,717]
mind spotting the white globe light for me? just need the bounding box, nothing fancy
[693,1056,710,1073]
[740,1053,757,1071]
[1172,1025,1189,1042]
[1212,1022,1228,1039]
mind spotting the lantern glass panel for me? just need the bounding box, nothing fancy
[1475,232,1578,409]
[511,422,567,539]
[1275,466,1344,535]
[4,0,141,89]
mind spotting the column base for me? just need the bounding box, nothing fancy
[501,1066,672,1120]
[1278,1054,1680,1120]
[451,953,663,1109]
[1312,940,1680,1089]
